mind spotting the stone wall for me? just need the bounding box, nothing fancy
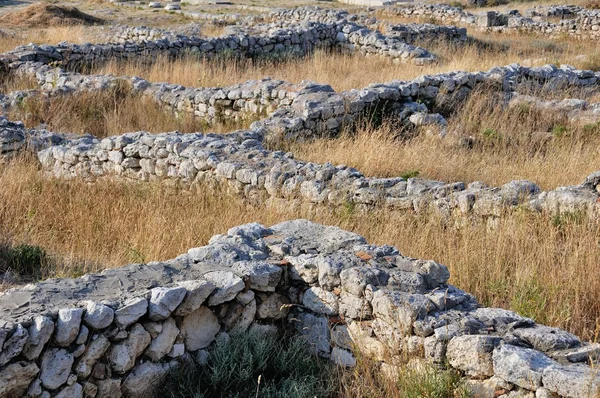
[0,220,598,398]
[380,2,600,39]
[2,63,600,222]
[0,7,458,72]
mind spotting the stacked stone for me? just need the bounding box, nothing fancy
[30,123,600,221]
[0,6,447,72]
[0,220,598,397]
[0,117,79,160]
[10,58,600,141]
[380,3,478,25]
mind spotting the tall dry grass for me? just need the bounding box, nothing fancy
[0,159,598,339]
[5,84,255,136]
[289,88,600,190]
[88,33,600,91]
[0,25,104,54]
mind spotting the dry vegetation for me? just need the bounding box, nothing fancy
[0,25,104,53]
[1,2,600,347]
[289,87,600,190]
[88,33,600,91]
[0,158,598,340]
[0,3,104,27]
[3,82,257,136]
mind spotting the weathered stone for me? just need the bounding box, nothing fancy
[148,287,187,321]
[0,361,39,397]
[230,299,256,334]
[122,362,170,397]
[55,308,84,347]
[302,287,339,316]
[203,271,245,306]
[232,261,282,292]
[146,317,179,361]
[513,325,581,353]
[542,364,600,398]
[181,306,220,351]
[371,289,433,335]
[40,348,74,390]
[83,301,115,330]
[493,344,556,390]
[294,312,330,357]
[95,379,122,398]
[55,383,83,398]
[0,323,28,366]
[114,297,148,328]
[447,335,500,378]
[76,335,111,378]
[108,324,151,373]
[256,293,291,320]
[23,316,55,360]
[331,347,356,367]
[173,280,216,316]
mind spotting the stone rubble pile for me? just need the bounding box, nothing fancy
[0,220,598,398]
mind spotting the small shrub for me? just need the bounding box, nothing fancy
[159,332,338,398]
[395,365,470,398]
[0,244,49,279]
[552,124,567,138]
[481,128,499,139]
[401,170,420,179]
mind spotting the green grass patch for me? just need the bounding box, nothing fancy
[159,332,338,398]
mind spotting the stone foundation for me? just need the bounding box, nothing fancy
[0,220,598,398]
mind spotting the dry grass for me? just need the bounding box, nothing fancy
[289,88,600,190]
[0,25,104,54]
[5,84,256,136]
[88,33,600,92]
[0,158,598,339]
[0,3,104,27]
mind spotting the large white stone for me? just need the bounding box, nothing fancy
[122,362,170,397]
[181,306,220,351]
[447,335,500,378]
[302,287,339,316]
[148,287,187,321]
[114,297,148,328]
[493,344,555,390]
[24,316,54,360]
[55,308,84,346]
[173,280,216,316]
[146,318,179,361]
[83,301,115,330]
[108,324,151,373]
[203,271,245,306]
[40,348,74,390]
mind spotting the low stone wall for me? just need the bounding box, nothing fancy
[381,2,600,39]
[30,124,600,221]
[0,7,453,72]
[0,220,598,398]
[8,60,600,142]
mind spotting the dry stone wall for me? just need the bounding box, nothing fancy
[380,2,600,38]
[2,63,600,222]
[0,220,598,398]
